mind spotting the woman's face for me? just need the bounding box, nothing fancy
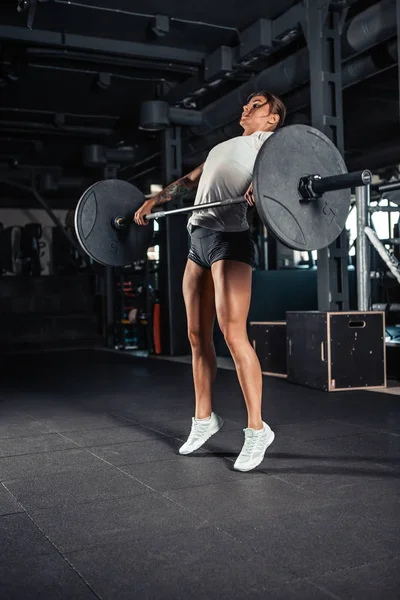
[240,95,279,133]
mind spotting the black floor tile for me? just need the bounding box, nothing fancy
[61,424,164,447]
[249,579,335,600]
[113,404,194,424]
[0,412,55,439]
[23,402,93,419]
[0,408,27,420]
[4,463,150,510]
[250,430,400,477]
[303,432,400,471]
[36,413,130,433]
[0,485,23,516]
[317,430,400,456]
[331,398,400,432]
[65,525,295,600]
[0,513,53,562]
[274,418,370,441]
[121,455,257,492]
[311,556,400,600]
[0,433,77,458]
[0,554,98,599]
[30,493,202,553]
[252,431,400,487]
[164,476,322,527]
[271,468,400,504]
[0,419,53,440]
[251,391,353,425]
[1,350,399,599]
[0,449,102,482]
[220,501,400,579]
[88,437,183,466]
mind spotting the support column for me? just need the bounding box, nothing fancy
[159,127,190,355]
[304,0,350,311]
[356,185,371,311]
[104,266,115,348]
[103,163,118,347]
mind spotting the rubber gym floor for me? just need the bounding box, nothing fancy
[0,348,399,600]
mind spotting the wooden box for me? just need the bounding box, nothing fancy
[249,321,287,378]
[286,311,386,392]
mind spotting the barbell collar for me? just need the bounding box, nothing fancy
[300,169,372,200]
[113,216,128,229]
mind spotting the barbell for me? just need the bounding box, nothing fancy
[73,125,372,267]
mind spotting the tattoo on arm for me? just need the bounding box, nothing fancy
[153,176,195,206]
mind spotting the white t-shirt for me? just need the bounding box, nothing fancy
[188,130,273,232]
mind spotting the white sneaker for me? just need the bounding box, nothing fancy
[179,412,224,455]
[233,422,275,472]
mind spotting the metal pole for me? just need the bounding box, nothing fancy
[105,266,114,348]
[377,181,400,193]
[305,0,349,311]
[356,184,371,311]
[159,126,188,356]
[369,206,400,213]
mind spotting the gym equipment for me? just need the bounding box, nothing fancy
[254,125,369,250]
[74,180,153,267]
[74,124,372,267]
[1,227,22,274]
[20,224,43,276]
[364,226,400,284]
[286,310,386,392]
[249,321,287,379]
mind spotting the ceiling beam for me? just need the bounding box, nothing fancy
[164,3,305,106]
[0,120,113,138]
[27,47,198,75]
[0,25,205,66]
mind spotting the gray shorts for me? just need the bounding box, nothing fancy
[188,226,255,269]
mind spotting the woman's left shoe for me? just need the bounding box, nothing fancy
[179,412,224,455]
[233,422,275,472]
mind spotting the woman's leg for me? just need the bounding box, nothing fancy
[211,259,263,430]
[182,259,217,419]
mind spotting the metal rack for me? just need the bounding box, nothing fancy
[356,180,400,311]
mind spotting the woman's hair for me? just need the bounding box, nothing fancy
[247,91,286,129]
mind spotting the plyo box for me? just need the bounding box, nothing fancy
[286,311,386,392]
[249,321,287,378]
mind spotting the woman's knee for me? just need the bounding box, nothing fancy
[221,323,247,352]
[187,327,212,350]
[187,327,201,348]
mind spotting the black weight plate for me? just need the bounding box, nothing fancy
[74,180,153,267]
[253,125,350,251]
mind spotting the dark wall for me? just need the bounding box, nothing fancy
[0,275,101,350]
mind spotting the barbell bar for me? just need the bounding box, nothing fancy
[73,124,372,268]
[112,168,370,229]
[113,196,246,229]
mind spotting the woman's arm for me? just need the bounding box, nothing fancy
[153,163,204,206]
[134,163,204,225]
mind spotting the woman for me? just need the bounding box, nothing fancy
[134,91,286,472]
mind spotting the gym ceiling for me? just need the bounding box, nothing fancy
[0,0,398,208]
